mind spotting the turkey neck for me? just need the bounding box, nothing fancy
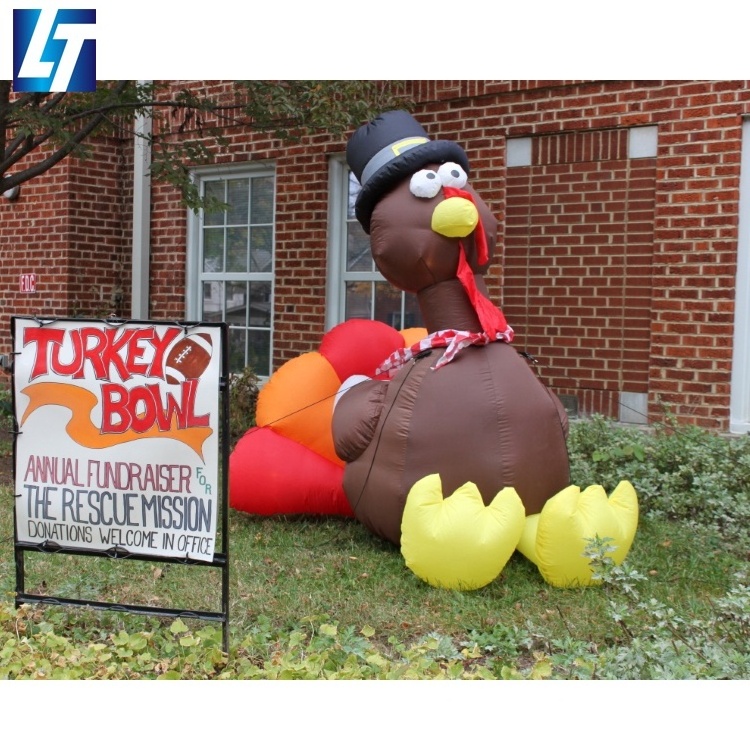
[417,276,488,333]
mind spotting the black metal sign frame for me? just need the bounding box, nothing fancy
[10,316,231,654]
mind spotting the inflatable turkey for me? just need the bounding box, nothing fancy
[230,110,639,589]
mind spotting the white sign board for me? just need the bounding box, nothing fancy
[13,319,222,562]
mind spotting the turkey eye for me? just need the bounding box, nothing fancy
[410,169,442,198]
[437,162,467,188]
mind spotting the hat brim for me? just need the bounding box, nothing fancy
[354,140,470,234]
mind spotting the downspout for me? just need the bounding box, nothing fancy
[131,80,152,319]
[730,118,750,434]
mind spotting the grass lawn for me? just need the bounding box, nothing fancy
[0,413,748,684]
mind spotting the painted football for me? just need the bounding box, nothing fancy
[165,333,213,384]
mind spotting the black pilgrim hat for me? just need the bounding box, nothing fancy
[346,110,470,234]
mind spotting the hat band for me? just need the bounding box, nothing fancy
[360,136,429,188]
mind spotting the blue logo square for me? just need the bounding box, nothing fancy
[13,8,96,93]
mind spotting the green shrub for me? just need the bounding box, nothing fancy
[0,382,12,423]
[0,383,12,458]
[228,366,260,450]
[578,539,750,679]
[568,415,750,551]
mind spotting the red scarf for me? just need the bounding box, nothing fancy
[376,326,514,378]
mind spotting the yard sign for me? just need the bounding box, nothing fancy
[11,317,230,649]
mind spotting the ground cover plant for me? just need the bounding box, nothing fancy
[0,388,748,679]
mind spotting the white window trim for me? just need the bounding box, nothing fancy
[730,118,750,434]
[325,156,347,331]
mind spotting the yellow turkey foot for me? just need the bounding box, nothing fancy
[400,473,525,590]
[516,481,639,588]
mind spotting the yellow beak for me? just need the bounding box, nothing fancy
[431,196,478,238]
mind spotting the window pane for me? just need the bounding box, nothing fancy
[251,176,274,224]
[374,282,404,328]
[227,227,248,272]
[227,179,249,225]
[345,280,372,320]
[228,328,246,373]
[204,181,225,226]
[226,281,247,326]
[403,292,423,329]
[203,228,224,272]
[202,281,223,323]
[248,329,271,378]
[249,281,272,327]
[250,226,273,273]
[346,221,372,272]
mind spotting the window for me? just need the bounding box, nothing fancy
[187,166,275,377]
[326,156,422,331]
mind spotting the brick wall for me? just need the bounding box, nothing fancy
[503,128,656,422]
[0,157,70,336]
[0,135,129,368]
[67,136,130,319]
[2,80,748,431]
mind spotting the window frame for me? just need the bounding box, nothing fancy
[186,161,276,378]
